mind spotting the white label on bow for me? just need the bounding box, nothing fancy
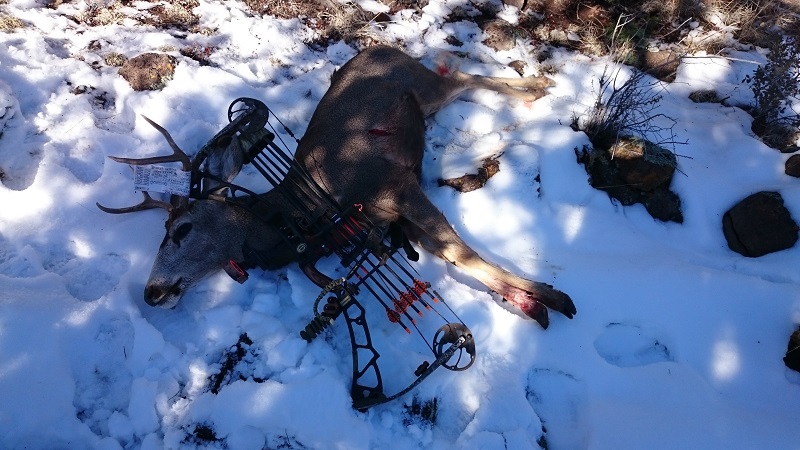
[133,165,190,196]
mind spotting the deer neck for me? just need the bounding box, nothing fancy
[227,170,336,271]
[231,188,302,271]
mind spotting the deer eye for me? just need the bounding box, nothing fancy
[172,223,193,244]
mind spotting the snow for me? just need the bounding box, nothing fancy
[0,1,799,449]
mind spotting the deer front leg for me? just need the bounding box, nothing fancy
[391,186,576,328]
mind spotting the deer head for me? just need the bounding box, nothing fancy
[98,116,264,308]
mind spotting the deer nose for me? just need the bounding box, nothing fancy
[144,279,182,306]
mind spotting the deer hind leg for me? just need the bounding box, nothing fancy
[451,71,555,102]
[393,185,575,329]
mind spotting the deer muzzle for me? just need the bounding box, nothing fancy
[144,278,183,308]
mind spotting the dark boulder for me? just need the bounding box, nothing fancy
[610,138,677,192]
[576,137,683,222]
[784,327,800,373]
[722,191,799,257]
[786,154,800,178]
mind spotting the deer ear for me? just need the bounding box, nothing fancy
[203,137,246,195]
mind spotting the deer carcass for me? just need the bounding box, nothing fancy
[98,46,576,328]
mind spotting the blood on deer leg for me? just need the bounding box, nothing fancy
[394,185,575,328]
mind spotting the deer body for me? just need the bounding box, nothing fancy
[103,46,576,328]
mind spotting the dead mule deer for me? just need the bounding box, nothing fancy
[98,46,576,328]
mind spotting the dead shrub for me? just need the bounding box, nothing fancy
[574,64,678,151]
[573,20,683,152]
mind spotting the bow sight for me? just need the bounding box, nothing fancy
[191,98,476,410]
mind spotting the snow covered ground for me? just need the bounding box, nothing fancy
[1,1,799,449]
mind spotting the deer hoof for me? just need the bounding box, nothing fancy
[535,284,576,319]
[533,305,549,329]
[563,296,577,318]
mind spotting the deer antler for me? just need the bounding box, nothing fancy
[107,115,192,172]
[98,116,194,215]
[96,191,175,214]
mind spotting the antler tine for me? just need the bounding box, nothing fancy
[96,191,174,214]
[107,115,192,172]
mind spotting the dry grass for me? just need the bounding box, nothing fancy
[702,0,800,46]
[0,13,23,32]
[74,1,126,26]
[103,52,127,67]
[244,0,386,48]
[575,58,681,151]
[72,0,201,30]
[128,0,200,31]
[522,0,796,59]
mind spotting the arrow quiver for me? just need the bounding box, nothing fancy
[192,98,476,410]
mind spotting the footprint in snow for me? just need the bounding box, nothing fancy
[56,141,106,184]
[73,318,135,435]
[0,235,47,278]
[526,368,589,449]
[40,247,130,301]
[0,80,43,191]
[593,322,673,367]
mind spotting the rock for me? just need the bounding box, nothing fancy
[722,191,799,257]
[118,53,177,91]
[689,90,723,103]
[785,328,800,373]
[786,154,800,177]
[638,50,680,82]
[438,156,500,193]
[575,137,683,223]
[608,138,677,191]
[481,19,519,52]
[644,189,683,223]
